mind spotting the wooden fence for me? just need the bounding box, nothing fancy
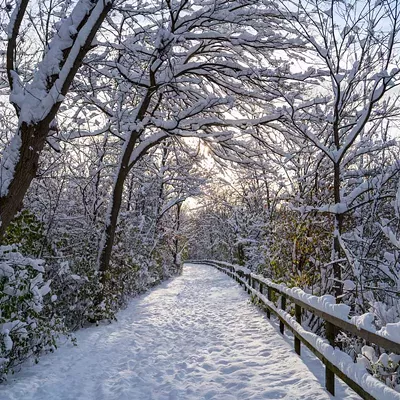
[189,260,400,400]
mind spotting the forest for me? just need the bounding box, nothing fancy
[0,0,399,392]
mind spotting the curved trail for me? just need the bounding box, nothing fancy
[0,263,357,400]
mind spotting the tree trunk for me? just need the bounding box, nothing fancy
[97,127,166,280]
[0,121,50,240]
[332,162,343,300]
[173,202,182,267]
[97,131,140,281]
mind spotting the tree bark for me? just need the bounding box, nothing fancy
[332,162,343,300]
[0,122,49,238]
[172,202,182,267]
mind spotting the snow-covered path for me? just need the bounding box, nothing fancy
[1,263,356,400]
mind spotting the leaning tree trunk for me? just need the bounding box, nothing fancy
[97,128,167,281]
[0,122,50,239]
[0,0,113,241]
[97,132,140,282]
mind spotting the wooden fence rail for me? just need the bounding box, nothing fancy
[188,260,400,400]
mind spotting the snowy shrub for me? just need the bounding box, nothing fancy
[47,258,110,330]
[357,346,400,392]
[105,238,181,312]
[371,301,400,329]
[98,211,183,312]
[2,210,46,257]
[0,246,66,380]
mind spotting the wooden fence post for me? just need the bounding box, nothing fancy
[266,287,272,319]
[247,274,251,294]
[259,282,263,295]
[280,295,286,334]
[295,304,301,355]
[325,321,335,395]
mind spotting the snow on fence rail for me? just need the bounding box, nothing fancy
[188,260,400,400]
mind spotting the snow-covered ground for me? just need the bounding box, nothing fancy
[0,263,359,400]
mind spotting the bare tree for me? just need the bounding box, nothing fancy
[276,0,400,298]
